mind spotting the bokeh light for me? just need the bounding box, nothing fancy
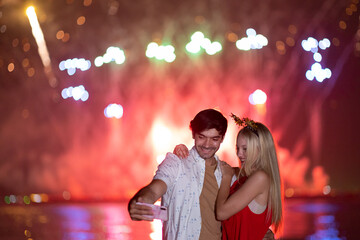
[95,46,126,67]
[185,31,222,55]
[249,89,267,105]
[302,37,332,82]
[63,191,71,200]
[306,63,332,82]
[30,194,42,203]
[323,185,331,195]
[59,58,91,75]
[236,28,268,51]
[104,104,124,119]
[4,196,10,204]
[146,42,176,62]
[61,85,89,101]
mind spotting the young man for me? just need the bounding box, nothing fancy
[128,108,233,239]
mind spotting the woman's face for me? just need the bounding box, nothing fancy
[236,135,247,167]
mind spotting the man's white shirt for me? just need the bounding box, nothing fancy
[154,147,236,240]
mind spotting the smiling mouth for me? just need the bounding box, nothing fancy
[201,147,213,152]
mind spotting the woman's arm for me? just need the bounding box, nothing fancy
[216,161,233,220]
[216,168,269,220]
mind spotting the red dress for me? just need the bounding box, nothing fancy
[221,177,272,240]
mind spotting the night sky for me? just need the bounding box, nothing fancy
[0,0,359,200]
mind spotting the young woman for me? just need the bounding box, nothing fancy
[174,114,283,240]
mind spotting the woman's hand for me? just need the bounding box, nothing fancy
[220,161,234,178]
[173,144,189,159]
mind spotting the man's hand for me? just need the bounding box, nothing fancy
[128,197,154,221]
[263,229,276,240]
[127,180,167,221]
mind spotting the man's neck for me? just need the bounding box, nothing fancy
[205,157,217,166]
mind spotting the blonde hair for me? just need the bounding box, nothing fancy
[237,123,283,234]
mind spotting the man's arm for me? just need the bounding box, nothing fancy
[128,179,167,221]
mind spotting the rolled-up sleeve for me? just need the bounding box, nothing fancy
[154,152,180,190]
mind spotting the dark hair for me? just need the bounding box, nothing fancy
[190,109,228,137]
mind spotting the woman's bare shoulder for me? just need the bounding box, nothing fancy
[248,170,269,184]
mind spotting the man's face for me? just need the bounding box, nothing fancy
[193,128,224,160]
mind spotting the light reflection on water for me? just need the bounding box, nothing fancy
[306,215,343,240]
[0,198,358,240]
[0,203,155,240]
[282,198,358,240]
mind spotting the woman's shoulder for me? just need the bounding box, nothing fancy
[248,170,270,185]
[248,170,270,206]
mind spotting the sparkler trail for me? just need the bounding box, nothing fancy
[26,6,57,87]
